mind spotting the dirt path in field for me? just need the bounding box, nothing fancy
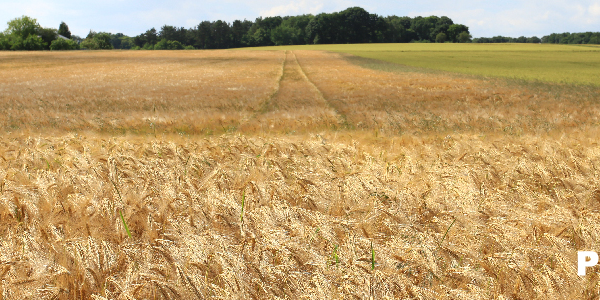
[240,51,343,133]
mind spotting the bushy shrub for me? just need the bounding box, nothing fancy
[8,35,46,50]
[50,38,80,50]
[24,35,46,50]
[80,39,96,49]
[435,32,447,43]
[458,31,472,43]
[153,39,169,50]
[169,40,184,49]
[119,38,134,49]
[81,32,113,50]
[184,45,195,50]
[154,39,185,50]
[0,34,9,50]
[93,33,113,49]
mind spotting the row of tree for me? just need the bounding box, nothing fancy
[470,32,600,45]
[542,32,600,44]
[473,36,542,43]
[1,7,474,51]
[0,16,81,50]
[128,7,473,50]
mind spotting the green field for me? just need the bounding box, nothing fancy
[249,43,600,86]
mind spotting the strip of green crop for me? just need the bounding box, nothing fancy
[245,43,600,86]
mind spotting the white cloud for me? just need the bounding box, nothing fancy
[185,19,201,27]
[591,2,600,16]
[260,0,324,17]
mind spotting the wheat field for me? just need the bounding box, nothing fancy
[1,49,600,299]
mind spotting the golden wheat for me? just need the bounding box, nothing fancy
[0,49,599,299]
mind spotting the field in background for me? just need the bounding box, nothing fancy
[2,49,599,135]
[1,49,600,299]
[252,43,600,86]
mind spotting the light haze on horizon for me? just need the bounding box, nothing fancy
[1,0,599,39]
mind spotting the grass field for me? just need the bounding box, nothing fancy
[252,43,600,86]
[1,48,600,299]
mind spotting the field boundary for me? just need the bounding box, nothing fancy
[341,52,600,102]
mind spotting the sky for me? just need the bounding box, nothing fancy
[1,0,599,38]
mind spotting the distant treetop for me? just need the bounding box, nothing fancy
[58,21,72,39]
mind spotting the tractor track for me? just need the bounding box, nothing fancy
[239,50,346,132]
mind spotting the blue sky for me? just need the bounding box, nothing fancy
[1,0,599,38]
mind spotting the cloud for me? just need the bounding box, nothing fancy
[185,19,202,27]
[591,2,600,16]
[260,0,324,17]
[258,0,359,17]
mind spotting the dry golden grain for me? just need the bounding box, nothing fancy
[0,50,599,299]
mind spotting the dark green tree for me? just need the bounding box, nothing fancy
[447,24,469,42]
[159,25,178,41]
[86,30,96,39]
[211,20,231,48]
[133,28,158,47]
[411,16,436,41]
[251,28,270,46]
[458,31,472,43]
[38,27,58,49]
[271,25,299,45]
[306,13,341,44]
[0,33,9,50]
[193,21,213,49]
[110,33,124,49]
[436,32,447,43]
[58,21,71,38]
[231,20,253,47]
[281,15,312,44]
[384,16,406,42]
[338,7,373,43]
[260,16,283,30]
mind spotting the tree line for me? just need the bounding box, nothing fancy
[2,7,599,51]
[472,32,600,45]
[0,16,81,50]
[542,32,600,44]
[473,36,542,43]
[129,7,473,49]
[1,7,473,51]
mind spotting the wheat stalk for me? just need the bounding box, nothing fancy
[439,218,457,246]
